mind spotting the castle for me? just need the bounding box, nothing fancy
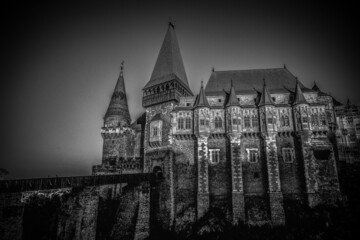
[92,22,360,227]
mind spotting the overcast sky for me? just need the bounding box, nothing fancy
[1,0,359,179]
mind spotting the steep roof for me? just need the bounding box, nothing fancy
[258,80,275,106]
[312,82,328,96]
[225,80,240,107]
[205,68,310,95]
[293,78,308,105]
[144,22,190,91]
[104,63,131,125]
[194,82,210,108]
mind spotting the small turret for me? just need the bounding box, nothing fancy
[225,80,239,107]
[293,78,308,106]
[194,81,210,108]
[258,79,274,107]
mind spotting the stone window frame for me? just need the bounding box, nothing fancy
[356,123,360,131]
[282,147,295,163]
[200,119,205,126]
[209,149,220,164]
[319,113,327,126]
[246,148,259,163]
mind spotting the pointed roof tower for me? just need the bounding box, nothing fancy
[293,78,308,105]
[194,81,210,108]
[104,61,131,127]
[226,80,239,107]
[144,21,191,92]
[258,79,275,107]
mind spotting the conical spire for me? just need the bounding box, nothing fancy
[144,21,191,91]
[104,61,131,127]
[226,80,239,107]
[194,81,210,108]
[293,78,308,105]
[258,79,274,107]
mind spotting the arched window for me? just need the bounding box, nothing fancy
[244,116,250,128]
[185,117,191,129]
[215,117,222,128]
[252,116,258,127]
[178,117,184,129]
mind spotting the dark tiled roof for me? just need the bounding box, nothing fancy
[144,23,191,92]
[105,69,131,123]
[332,97,343,107]
[205,68,310,95]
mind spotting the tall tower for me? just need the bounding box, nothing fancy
[258,80,285,225]
[142,21,193,229]
[193,81,211,219]
[101,62,132,167]
[225,80,245,223]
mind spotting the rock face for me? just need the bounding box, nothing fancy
[0,183,151,240]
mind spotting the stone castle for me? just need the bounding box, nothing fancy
[92,21,360,227]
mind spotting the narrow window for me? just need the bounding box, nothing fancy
[280,116,285,127]
[206,120,210,126]
[319,114,326,126]
[247,149,258,163]
[185,117,191,129]
[282,148,293,163]
[267,117,273,124]
[284,115,290,126]
[252,116,258,127]
[244,116,251,128]
[233,118,238,125]
[356,123,360,131]
[178,117,184,129]
[200,119,205,126]
[302,116,308,123]
[209,149,220,164]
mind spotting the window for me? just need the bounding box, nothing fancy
[178,117,184,129]
[246,148,259,163]
[215,117,223,128]
[218,99,222,102]
[252,116,258,127]
[313,149,331,160]
[233,118,239,125]
[319,114,326,126]
[282,148,294,163]
[244,116,251,128]
[206,120,210,126]
[284,115,290,126]
[200,119,205,126]
[185,117,191,129]
[267,117,273,124]
[153,127,158,136]
[302,116,308,123]
[209,149,220,164]
[186,103,191,107]
[356,123,360,131]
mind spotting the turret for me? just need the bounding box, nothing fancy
[194,81,211,137]
[225,80,242,135]
[292,78,310,132]
[258,79,277,132]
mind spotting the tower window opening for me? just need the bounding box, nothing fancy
[209,149,220,164]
